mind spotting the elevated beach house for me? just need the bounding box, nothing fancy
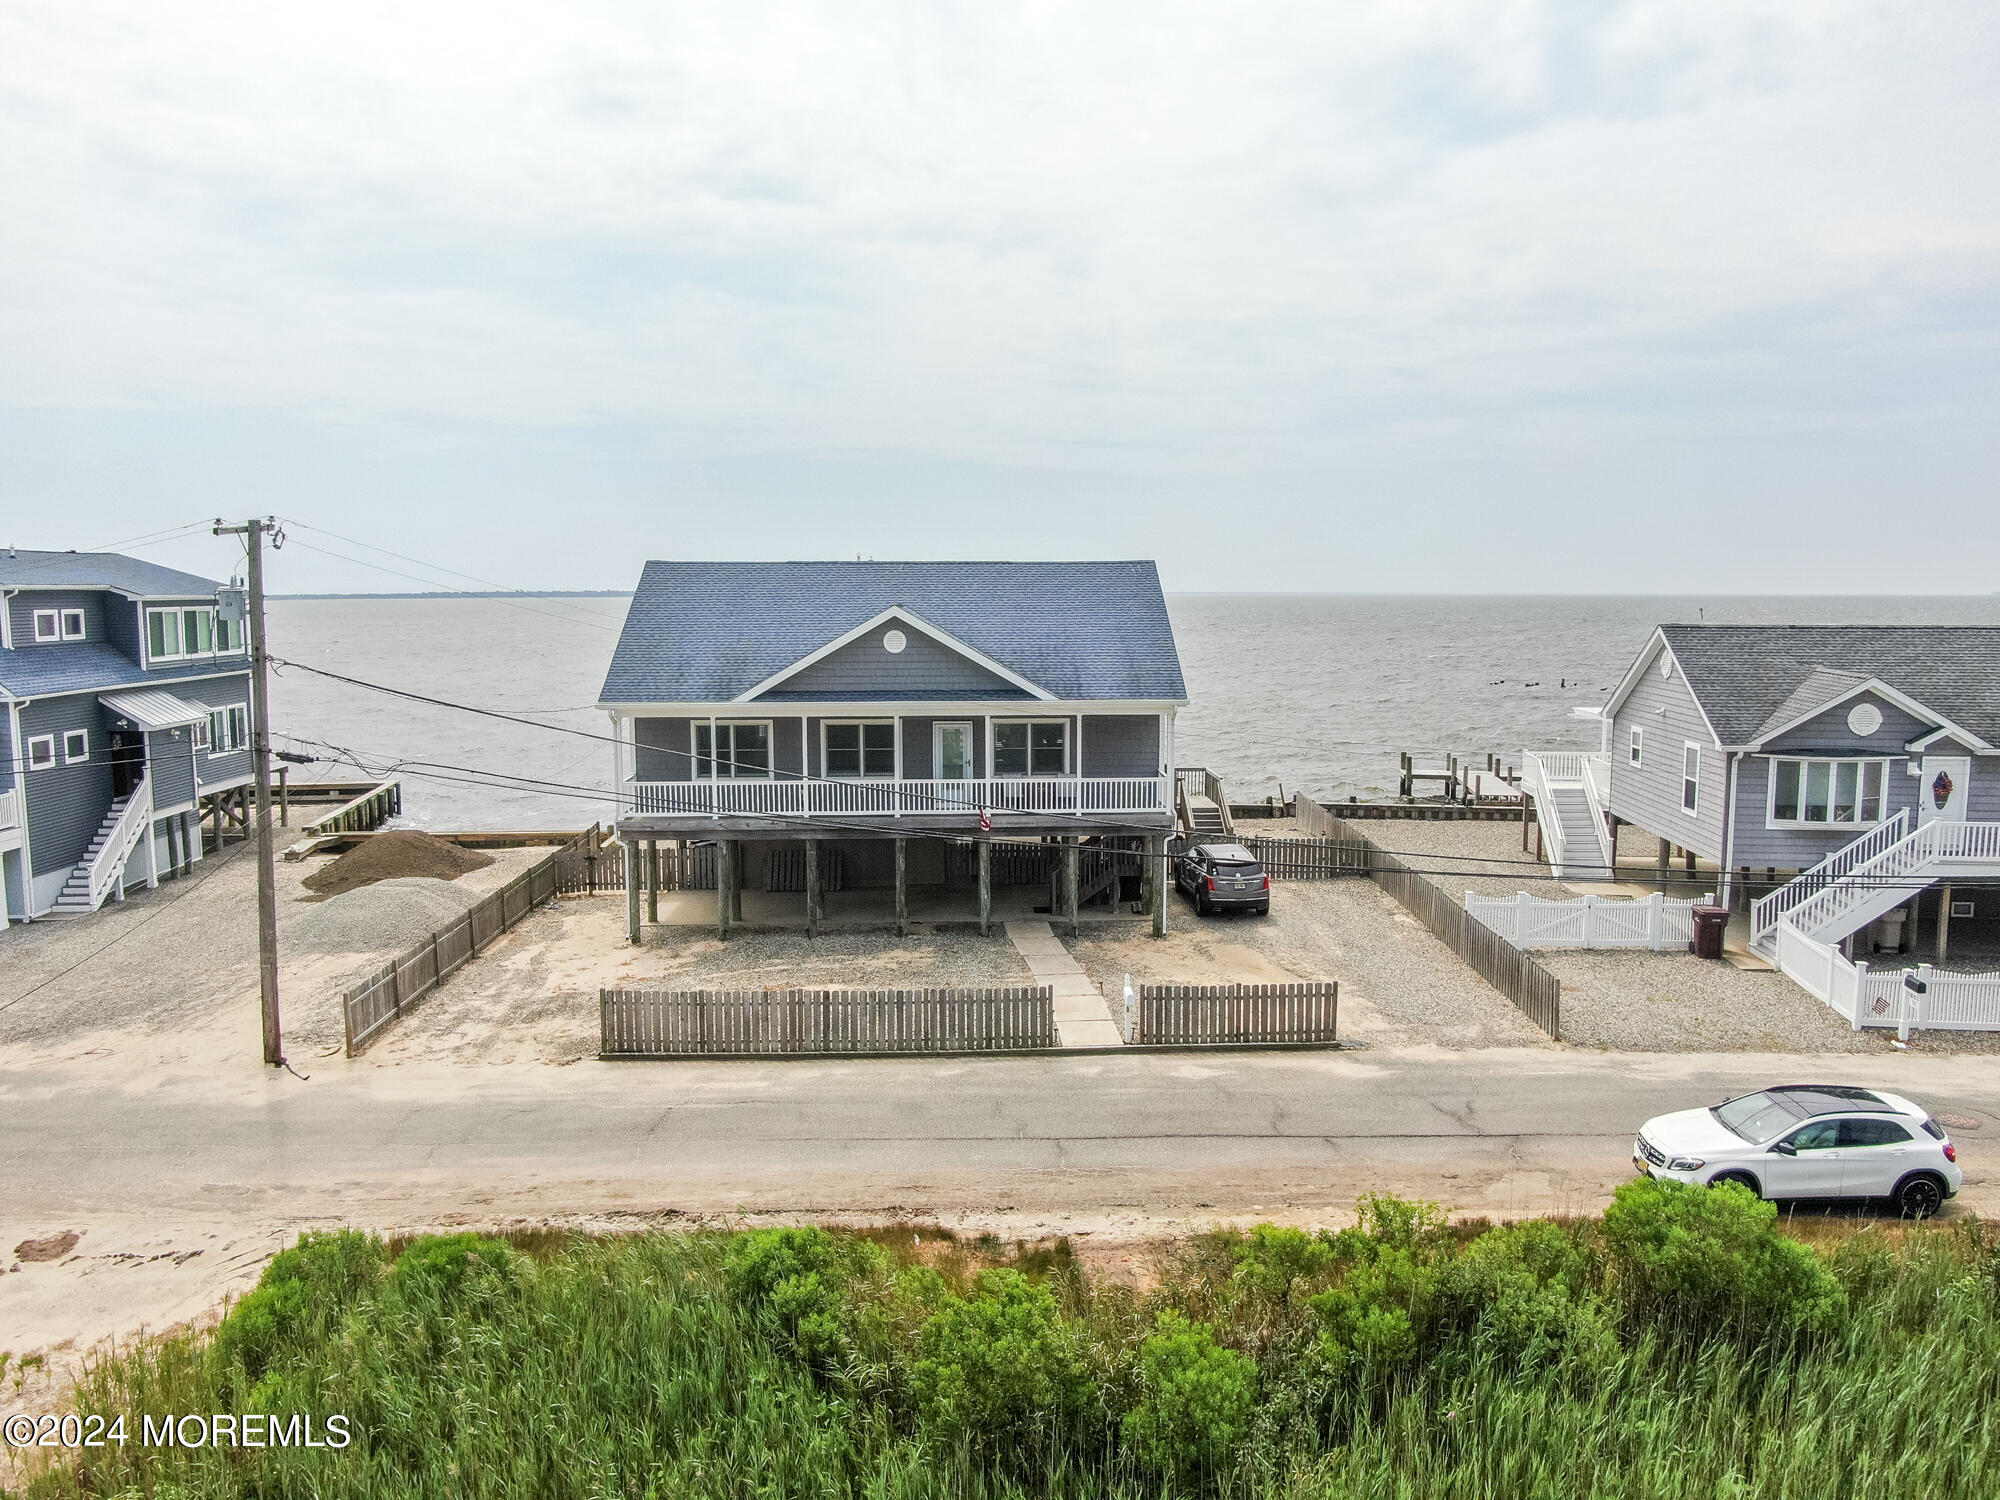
[597,561,1187,938]
[1522,625,2000,994]
[2,549,255,923]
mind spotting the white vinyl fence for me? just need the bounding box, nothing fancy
[1775,921,2000,1033]
[1465,891,1713,950]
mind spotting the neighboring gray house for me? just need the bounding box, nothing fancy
[598,560,1188,937]
[1523,624,2000,980]
[1,549,255,923]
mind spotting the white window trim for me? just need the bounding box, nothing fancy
[696,718,774,779]
[144,604,224,667]
[62,728,90,764]
[1763,755,1895,830]
[27,733,56,770]
[191,717,210,752]
[932,720,974,781]
[206,705,249,756]
[821,718,896,780]
[992,717,1073,778]
[1629,727,1643,767]
[1681,742,1701,817]
[60,608,86,640]
[32,609,61,643]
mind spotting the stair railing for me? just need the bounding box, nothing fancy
[1578,754,1614,871]
[84,774,152,910]
[1751,809,1910,944]
[1519,752,1570,874]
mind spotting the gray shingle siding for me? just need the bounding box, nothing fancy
[0,708,12,794]
[635,717,695,781]
[1081,715,1161,777]
[1606,642,1726,861]
[20,696,113,877]
[104,596,142,659]
[758,622,1029,701]
[148,727,197,811]
[8,589,107,649]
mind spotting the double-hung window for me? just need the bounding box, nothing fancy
[994,720,1068,777]
[1681,744,1701,815]
[824,722,894,778]
[191,717,211,752]
[207,705,249,754]
[1769,757,1888,827]
[696,721,771,778]
[1629,727,1643,767]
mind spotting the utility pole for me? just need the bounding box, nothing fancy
[213,517,285,1067]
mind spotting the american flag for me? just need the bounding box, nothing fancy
[979,805,992,832]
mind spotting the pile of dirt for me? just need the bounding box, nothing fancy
[302,830,494,898]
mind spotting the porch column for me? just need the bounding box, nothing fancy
[1063,838,1080,939]
[646,840,659,924]
[1938,885,1953,962]
[624,838,641,944]
[717,840,734,938]
[142,818,159,890]
[894,837,908,937]
[805,839,822,939]
[977,838,992,936]
[1657,838,1671,885]
[1149,833,1167,939]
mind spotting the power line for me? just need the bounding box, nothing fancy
[275,534,624,636]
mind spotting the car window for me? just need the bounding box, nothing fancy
[1840,1118,1913,1148]
[1716,1092,1805,1145]
[1921,1118,1946,1140]
[1785,1120,1840,1152]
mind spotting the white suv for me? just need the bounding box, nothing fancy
[1634,1084,1964,1219]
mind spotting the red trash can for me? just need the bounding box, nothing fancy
[1690,905,1729,960]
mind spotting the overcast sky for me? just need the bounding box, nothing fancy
[2,1,1996,594]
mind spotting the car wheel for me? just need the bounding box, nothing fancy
[1710,1170,1761,1199]
[1196,891,1211,917]
[1255,904,1270,917]
[1894,1174,1945,1220]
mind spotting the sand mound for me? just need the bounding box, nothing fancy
[290,877,489,958]
[303,830,494,897]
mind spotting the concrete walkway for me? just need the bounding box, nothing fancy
[1006,919,1124,1047]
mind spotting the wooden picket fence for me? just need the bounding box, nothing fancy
[1236,835,1370,880]
[1126,981,1339,1044]
[600,985,1056,1057]
[1295,792,1562,1038]
[341,851,564,1055]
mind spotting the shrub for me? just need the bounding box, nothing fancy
[1232,1224,1338,1310]
[213,1230,386,1380]
[1602,1177,1845,1341]
[1120,1312,1257,1480]
[910,1269,1094,1452]
[723,1227,890,1370]
[1435,1220,1614,1369]
[394,1232,517,1297]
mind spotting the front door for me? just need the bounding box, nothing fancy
[934,722,973,781]
[107,731,146,799]
[1919,754,1971,824]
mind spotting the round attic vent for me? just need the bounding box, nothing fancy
[1659,654,1673,678]
[883,628,907,654]
[1848,702,1882,737]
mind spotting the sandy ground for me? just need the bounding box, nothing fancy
[368,899,1036,1065]
[1062,883,1554,1049]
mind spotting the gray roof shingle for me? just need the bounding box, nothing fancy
[599,561,1187,704]
[0,548,222,597]
[1659,625,2000,747]
[0,645,250,699]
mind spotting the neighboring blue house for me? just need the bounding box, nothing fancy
[1524,624,2000,986]
[597,560,1188,937]
[1,548,256,923]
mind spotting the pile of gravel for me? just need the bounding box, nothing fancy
[302,830,493,897]
[288,876,488,958]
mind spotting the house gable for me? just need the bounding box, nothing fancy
[742,608,1046,703]
[1757,688,1938,756]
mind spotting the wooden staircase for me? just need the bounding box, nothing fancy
[1175,767,1236,843]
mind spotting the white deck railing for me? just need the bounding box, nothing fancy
[85,774,152,910]
[1766,817,2000,945]
[0,787,19,834]
[626,774,1171,819]
[1518,753,1570,874]
[1750,809,1910,943]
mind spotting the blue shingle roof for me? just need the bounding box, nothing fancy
[599,561,1187,704]
[0,548,221,597]
[0,644,249,700]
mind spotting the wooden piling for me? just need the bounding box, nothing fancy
[895,837,908,937]
[806,838,822,939]
[1063,839,1080,939]
[977,838,992,936]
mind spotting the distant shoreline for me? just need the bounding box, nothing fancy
[273,590,634,600]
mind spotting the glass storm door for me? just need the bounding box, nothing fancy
[1920,754,1970,824]
[935,723,973,780]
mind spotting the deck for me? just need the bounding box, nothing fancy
[617,774,1174,837]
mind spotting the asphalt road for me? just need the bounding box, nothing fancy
[5,1047,1996,1225]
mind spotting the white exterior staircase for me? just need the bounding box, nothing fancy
[1520,752,1615,881]
[50,774,153,917]
[1751,812,2000,959]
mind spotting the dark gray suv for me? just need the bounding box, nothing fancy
[1176,843,1270,917]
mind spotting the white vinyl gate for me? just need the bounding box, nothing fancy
[1465,890,1713,950]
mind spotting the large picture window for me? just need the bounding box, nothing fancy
[207,705,249,754]
[1769,757,1888,827]
[994,720,1068,777]
[147,605,234,663]
[824,721,894,778]
[696,721,771,778]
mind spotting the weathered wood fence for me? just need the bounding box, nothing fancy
[1236,834,1370,879]
[600,986,1056,1057]
[1124,981,1339,1044]
[341,844,569,1054]
[1295,792,1562,1038]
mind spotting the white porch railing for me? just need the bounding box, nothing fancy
[1467,890,1712,950]
[0,787,19,834]
[1774,919,2000,1032]
[626,774,1171,819]
[1750,809,1910,944]
[1518,753,1570,873]
[1520,750,1613,874]
[1580,754,1612,858]
[86,774,152,910]
[1762,816,2000,947]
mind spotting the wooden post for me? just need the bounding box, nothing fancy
[805,839,821,939]
[977,837,992,936]
[730,842,744,924]
[646,839,659,924]
[1063,838,1080,938]
[1657,837,1671,885]
[624,839,641,944]
[1938,884,1953,962]
[894,837,908,937]
[717,840,734,938]
[278,766,289,826]
[1150,833,1167,939]
[1683,846,1696,879]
